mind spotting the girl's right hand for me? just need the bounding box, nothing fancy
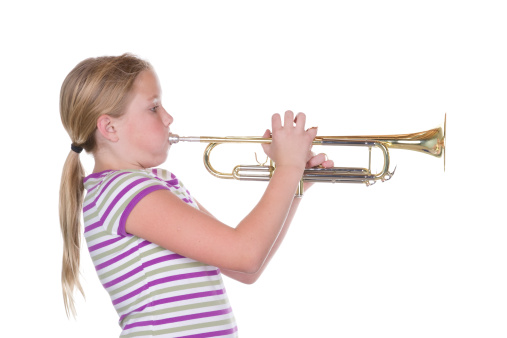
[262,110,318,173]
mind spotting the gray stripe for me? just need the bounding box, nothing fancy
[89,237,139,260]
[84,173,138,222]
[120,318,235,337]
[127,299,228,321]
[107,181,165,234]
[116,280,223,314]
[98,246,168,280]
[109,262,207,296]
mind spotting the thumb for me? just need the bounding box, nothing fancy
[261,129,271,154]
[306,126,318,141]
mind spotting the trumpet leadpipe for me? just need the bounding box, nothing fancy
[169,135,273,144]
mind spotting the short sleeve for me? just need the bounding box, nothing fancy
[87,170,170,237]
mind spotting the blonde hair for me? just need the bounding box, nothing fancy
[59,53,151,317]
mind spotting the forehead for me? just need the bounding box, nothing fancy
[132,69,161,100]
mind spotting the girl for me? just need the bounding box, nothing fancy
[59,53,333,337]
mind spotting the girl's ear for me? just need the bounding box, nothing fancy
[96,115,119,142]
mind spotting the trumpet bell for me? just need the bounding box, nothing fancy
[321,114,446,157]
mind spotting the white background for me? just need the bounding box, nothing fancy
[1,1,506,337]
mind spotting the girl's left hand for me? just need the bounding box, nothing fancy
[303,152,334,191]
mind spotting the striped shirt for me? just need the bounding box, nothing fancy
[83,168,238,337]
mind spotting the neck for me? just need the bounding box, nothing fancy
[92,147,139,173]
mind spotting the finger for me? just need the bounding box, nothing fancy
[272,113,282,131]
[306,151,316,163]
[306,126,318,141]
[294,112,306,130]
[284,110,294,127]
[321,159,334,168]
[307,155,334,168]
[306,153,327,168]
[262,129,271,138]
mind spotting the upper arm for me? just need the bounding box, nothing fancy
[125,189,256,273]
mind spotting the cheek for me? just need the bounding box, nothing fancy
[122,121,151,149]
[135,123,166,147]
[122,116,166,150]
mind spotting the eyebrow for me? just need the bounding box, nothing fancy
[147,95,160,103]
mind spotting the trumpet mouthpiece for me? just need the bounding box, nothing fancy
[168,134,180,144]
[168,135,202,144]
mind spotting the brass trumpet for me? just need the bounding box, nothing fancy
[169,115,446,196]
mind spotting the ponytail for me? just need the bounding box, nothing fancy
[59,149,85,318]
[59,53,151,317]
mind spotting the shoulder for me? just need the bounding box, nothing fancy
[84,168,173,191]
[83,169,172,215]
[83,169,174,237]
[102,169,173,198]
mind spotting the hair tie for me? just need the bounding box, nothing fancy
[71,144,83,154]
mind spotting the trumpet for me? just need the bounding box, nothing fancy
[169,114,446,196]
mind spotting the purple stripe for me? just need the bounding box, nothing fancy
[113,270,219,305]
[166,178,179,186]
[177,326,238,338]
[85,219,105,233]
[89,237,123,252]
[119,289,225,322]
[102,253,184,288]
[96,240,152,271]
[83,170,113,183]
[152,174,180,189]
[87,181,101,193]
[84,177,152,233]
[153,175,180,189]
[152,288,224,308]
[118,184,169,237]
[123,307,233,330]
[83,171,130,213]
[107,266,142,289]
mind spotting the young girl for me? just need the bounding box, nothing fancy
[59,53,333,337]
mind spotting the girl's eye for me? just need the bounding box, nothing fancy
[150,106,159,113]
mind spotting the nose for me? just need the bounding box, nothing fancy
[162,108,173,127]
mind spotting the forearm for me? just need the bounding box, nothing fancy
[234,166,303,272]
[222,196,302,284]
[255,196,301,274]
